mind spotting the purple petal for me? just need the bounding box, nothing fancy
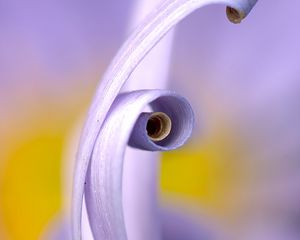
[72,0,258,238]
[128,94,194,151]
[84,90,194,239]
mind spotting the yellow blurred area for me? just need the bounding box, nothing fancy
[0,123,64,240]
[161,128,249,221]
[0,106,247,239]
[0,86,91,239]
[0,68,97,239]
[162,146,228,209]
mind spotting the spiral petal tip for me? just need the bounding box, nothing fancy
[226,0,258,24]
[226,7,245,24]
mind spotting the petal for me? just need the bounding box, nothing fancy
[72,0,258,238]
[84,90,194,239]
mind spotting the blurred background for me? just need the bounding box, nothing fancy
[1,0,300,239]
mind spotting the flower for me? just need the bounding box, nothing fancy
[69,0,257,239]
[3,0,300,239]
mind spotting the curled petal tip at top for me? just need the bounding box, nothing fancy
[226,0,258,24]
[226,7,245,24]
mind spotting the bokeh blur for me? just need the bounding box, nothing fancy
[1,0,300,239]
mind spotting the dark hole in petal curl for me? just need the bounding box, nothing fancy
[146,112,171,142]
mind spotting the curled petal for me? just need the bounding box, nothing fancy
[84,90,194,239]
[226,0,257,23]
[72,0,258,239]
[128,93,194,151]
